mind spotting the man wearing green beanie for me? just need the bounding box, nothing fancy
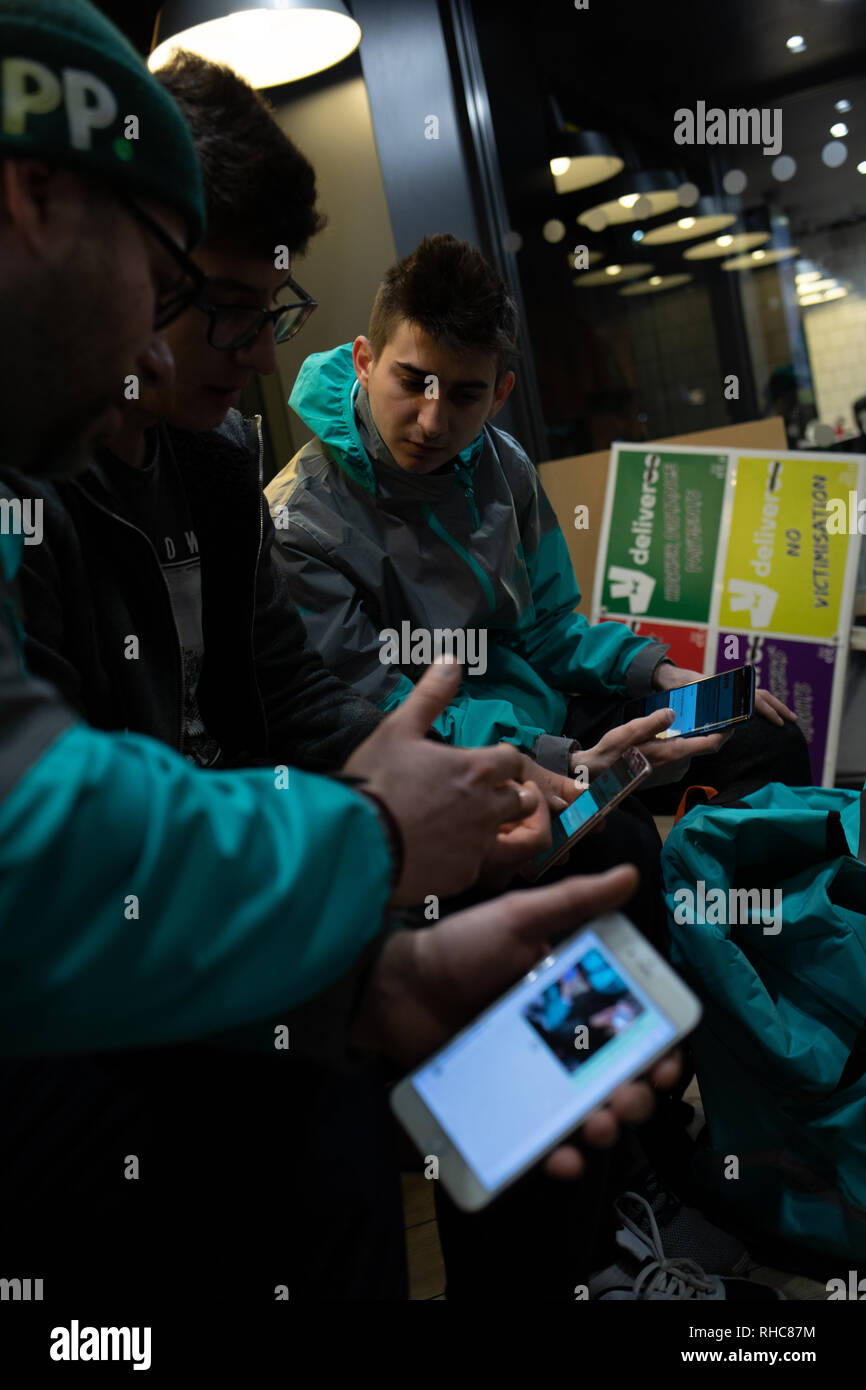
[0,0,678,1313]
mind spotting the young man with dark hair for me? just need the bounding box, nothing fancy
[267,233,810,802]
[265,233,807,1298]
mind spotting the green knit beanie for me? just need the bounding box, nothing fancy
[0,0,205,245]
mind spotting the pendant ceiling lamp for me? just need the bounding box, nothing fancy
[150,0,362,88]
[547,95,624,195]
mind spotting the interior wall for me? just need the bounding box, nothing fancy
[267,74,398,474]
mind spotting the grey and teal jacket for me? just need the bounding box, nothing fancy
[0,483,393,1058]
[266,343,669,774]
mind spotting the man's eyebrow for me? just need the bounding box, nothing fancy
[393,360,490,389]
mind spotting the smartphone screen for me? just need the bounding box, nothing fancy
[408,924,679,1197]
[635,665,753,738]
[529,752,648,877]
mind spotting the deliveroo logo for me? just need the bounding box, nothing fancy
[607,566,656,615]
[726,578,779,628]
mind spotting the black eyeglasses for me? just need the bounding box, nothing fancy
[121,197,206,330]
[192,274,318,352]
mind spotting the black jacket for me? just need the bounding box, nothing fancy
[1,411,383,773]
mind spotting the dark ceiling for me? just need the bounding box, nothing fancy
[472,0,866,147]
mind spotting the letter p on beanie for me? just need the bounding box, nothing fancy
[0,0,205,245]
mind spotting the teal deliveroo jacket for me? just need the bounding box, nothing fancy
[266,342,669,774]
[0,486,394,1058]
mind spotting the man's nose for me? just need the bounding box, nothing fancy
[417,393,448,437]
[137,333,175,392]
[234,321,277,377]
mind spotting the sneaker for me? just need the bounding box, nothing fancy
[619,1166,752,1276]
[589,1192,786,1301]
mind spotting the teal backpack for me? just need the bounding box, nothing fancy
[661,781,866,1263]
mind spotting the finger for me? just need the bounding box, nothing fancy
[542,1146,586,1179]
[676,731,725,757]
[490,780,534,825]
[758,689,793,723]
[605,1079,657,1126]
[649,1049,683,1091]
[388,659,463,736]
[620,707,676,745]
[579,1107,620,1148]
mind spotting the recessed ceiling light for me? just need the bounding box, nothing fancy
[786,34,806,52]
[752,249,767,260]
[677,217,696,229]
[649,276,662,285]
[618,194,641,209]
[632,230,645,241]
[831,122,849,137]
[836,100,852,113]
[550,157,571,176]
[717,235,734,247]
[858,161,866,174]
[605,264,623,275]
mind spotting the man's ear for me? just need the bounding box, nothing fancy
[2,158,60,255]
[352,335,375,390]
[487,369,515,421]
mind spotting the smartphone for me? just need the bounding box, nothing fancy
[523,747,651,882]
[391,911,701,1212]
[622,664,755,739]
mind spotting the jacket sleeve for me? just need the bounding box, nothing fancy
[251,497,384,771]
[0,478,91,716]
[0,571,394,1057]
[513,458,668,699]
[270,515,552,755]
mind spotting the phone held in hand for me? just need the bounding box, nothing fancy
[523,747,651,883]
[391,911,701,1212]
[623,664,756,739]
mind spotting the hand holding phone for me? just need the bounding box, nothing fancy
[523,748,651,882]
[622,665,756,739]
[391,908,700,1211]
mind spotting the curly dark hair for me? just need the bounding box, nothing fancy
[154,50,325,258]
[368,234,519,378]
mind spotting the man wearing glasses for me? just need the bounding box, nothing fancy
[5,53,351,778]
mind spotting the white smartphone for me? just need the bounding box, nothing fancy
[523,748,652,882]
[391,912,701,1212]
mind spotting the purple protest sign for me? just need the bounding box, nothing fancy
[716,632,837,783]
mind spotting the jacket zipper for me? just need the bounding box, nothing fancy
[73,484,186,752]
[456,468,480,529]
